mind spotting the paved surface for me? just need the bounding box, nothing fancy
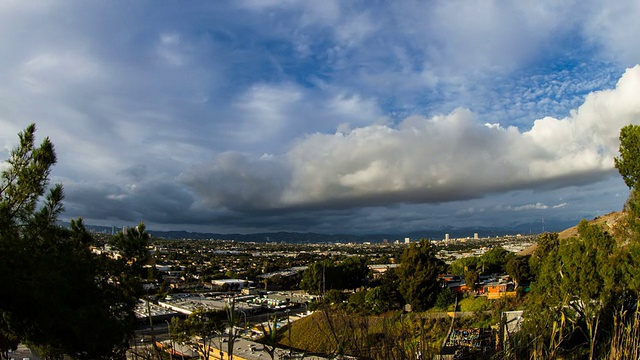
[6,344,41,360]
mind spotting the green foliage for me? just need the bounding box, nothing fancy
[434,288,456,310]
[506,255,531,287]
[529,232,559,276]
[363,283,402,315]
[464,270,479,292]
[300,257,369,295]
[282,309,448,359]
[347,290,367,313]
[337,256,369,290]
[458,296,490,313]
[325,289,346,305]
[615,124,640,189]
[0,124,58,229]
[110,222,151,265]
[448,256,479,275]
[615,125,640,238]
[0,125,137,359]
[257,313,280,360]
[479,247,515,273]
[300,261,325,295]
[397,240,445,311]
[523,221,621,359]
[170,308,225,360]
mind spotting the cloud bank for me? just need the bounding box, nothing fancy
[181,66,640,214]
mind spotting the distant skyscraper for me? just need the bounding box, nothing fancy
[445,233,449,241]
[405,237,410,244]
[474,233,479,240]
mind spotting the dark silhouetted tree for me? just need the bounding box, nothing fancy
[397,240,445,311]
[0,125,137,359]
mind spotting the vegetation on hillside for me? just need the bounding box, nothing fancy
[506,124,640,360]
[281,309,450,359]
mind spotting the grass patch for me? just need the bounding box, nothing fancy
[281,309,450,359]
[458,296,490,312]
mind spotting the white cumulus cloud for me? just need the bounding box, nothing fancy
[182,65,640,212]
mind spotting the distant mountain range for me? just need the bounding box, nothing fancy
[75,218,581,243]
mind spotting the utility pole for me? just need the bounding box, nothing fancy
[322,261,326,297]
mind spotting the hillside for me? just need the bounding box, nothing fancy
[556,211,624,239]
[517,211,625,256]
[277,310,448,358]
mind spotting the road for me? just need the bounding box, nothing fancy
[5,344,41,360]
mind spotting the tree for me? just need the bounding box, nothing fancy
[258,314,280,360]
[0,125,137,359]
[434,288,456,310]
[523,222,618,359]
[300,257,369,295]
[300,261,325,295]
[464,270,479,292]
[506,256,530,288]
[111,222,151,266]
[515,124,640,359]
[171,309,224,360]
[397,240,445,311]
[336,256,369,290]
[224,297,245,360]
[448,256,479,275]
[479,247,514,274]
[615,124,640,236]
[365,268,403,314]
[615,124,640,190]
[529,232,559,279]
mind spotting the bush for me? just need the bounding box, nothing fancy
[434,288,456,309]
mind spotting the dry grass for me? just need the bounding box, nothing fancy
[605,304,640,360]
[279,310,450,359]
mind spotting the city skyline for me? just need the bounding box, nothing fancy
[1,1,639,234]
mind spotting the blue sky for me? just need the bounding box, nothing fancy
[1,1,640,234]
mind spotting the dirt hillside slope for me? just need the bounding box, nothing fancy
[517,211,624,256]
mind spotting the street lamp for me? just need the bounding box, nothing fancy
[239,310,248,331]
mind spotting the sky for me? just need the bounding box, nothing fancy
[1,1,640,235]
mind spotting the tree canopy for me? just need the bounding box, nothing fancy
[518,124,640,359]
[300,257,369,295]
[479,247,514,274]
[0,125,138,359]
[397,240,445,311]
[615,124,640,189]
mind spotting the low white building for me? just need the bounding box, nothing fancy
[212,278,252,289]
